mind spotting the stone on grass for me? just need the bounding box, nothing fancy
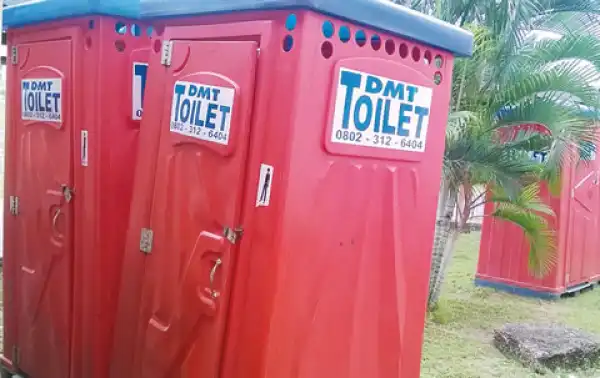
[494,323,600,373]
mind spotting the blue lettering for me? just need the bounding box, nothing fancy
[397,103,413,137]
[194,102,204,127]
[173,84,186,122]
[353,95,372,132]
[27,93,34,111]
[383,81,405,100]
[374,98,383,133]
[22,82,30,90]
[188,84,198,97]
[340,71,362,129]
[45,93,53,112]
[366,75,383,94]
[179,99,192,123]
[198,86,211,100]
[205,103,218,129]
[35,92,44,111]
[406,86,418,102]
[219,106,231,131]
[414,106,429,138]
[46,81,53,91]
[382,99,395,135]
[212,88,221,102]
[190,101,199,124]
[52,93,60,113]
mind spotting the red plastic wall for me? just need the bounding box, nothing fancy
[477,143,600,294]
[2,17,150,378]
[111,10,455,378]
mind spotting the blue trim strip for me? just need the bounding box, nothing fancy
[3,1,140,27]
[474,278,561,300]
[139,0,473,57]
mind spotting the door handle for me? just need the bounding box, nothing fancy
[209,258,222,299]
[52,207,62,229]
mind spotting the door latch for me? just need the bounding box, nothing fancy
[223,226,243,244]
[61,185,74,203]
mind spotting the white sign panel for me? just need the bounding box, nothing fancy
[21,78,62,122]
[256,164,274,207]
[169,80,234,145]
[330,68,432,152]
[132,62,148,121]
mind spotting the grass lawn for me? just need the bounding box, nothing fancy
[420,232,600,378]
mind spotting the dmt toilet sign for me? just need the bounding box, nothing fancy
[330,68,432,152]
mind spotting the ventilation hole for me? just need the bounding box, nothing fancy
[115,22,127,35]
[146,26,154,37]
[412,46,421,62]
[153,40,162,53]
[285,13,297,31]
[399,43,408,58]
[371,35,381,51]
[385,40,395,55]
[322,21,334,38]
[131,24,141,37]
[339,25,351,43]
[424,50,432,65]
[88,20,95,29]
[283,35,294,52]
[85,36,92,50]
[434,72,443,85]
[434,55,444,68]
[115,40,126,52]
[321,41,333,59]
[355,30,367,47]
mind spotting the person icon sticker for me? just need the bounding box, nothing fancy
[256,164,274,207]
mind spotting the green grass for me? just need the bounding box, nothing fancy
[420,232,600,378]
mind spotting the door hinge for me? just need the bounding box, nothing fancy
[224,226,243,244]
[12,345,20,367]
[11,46,18,65]
[140,228,154,254]
[9,196,19,216]
[160,40,174,67]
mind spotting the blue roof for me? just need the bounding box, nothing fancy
[140,0,473,57]
[3,0,140,28]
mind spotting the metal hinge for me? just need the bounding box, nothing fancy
[9,196,19,216]
[11,46,18,65]
[140,228,154,254]
[160,40,174,67]
[223,226,243,244]
[12,345,20,367]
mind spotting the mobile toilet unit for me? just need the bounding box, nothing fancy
[2,1,151,378]
[110,1,473,377]
[477,124,600,299]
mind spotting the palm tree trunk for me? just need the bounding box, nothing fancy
[428,185,459,309]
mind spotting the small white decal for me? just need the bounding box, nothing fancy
[132,62,148,120]
[256,164,274,207]
[21,78,62,122]
[169,80,234,145]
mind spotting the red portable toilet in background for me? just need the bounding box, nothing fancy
[110,1,473,377]
[2,1,150,378]
[477,121,600,299]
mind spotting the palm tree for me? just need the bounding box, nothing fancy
[402,0,600,308]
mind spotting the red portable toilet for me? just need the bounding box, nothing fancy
[477,122,600,299]
[2,1,150,378]
[110,1,473,377]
